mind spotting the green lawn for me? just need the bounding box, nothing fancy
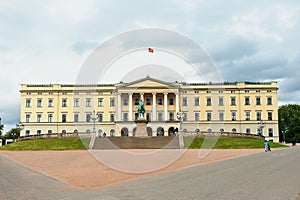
[0,138,87,151]
[184,137,288,149]
[0,137,288,150]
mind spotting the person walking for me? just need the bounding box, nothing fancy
[291,137,297,146]
[264,140,271,152]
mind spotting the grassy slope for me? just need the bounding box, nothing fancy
[0,138,87,151]
[0,137,288,150]
[185,137,288,149]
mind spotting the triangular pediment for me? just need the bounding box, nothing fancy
[117,76,178,89]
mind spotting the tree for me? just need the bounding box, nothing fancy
[0,117,4,136]
[278,104,300,143]
[3,128,20,140]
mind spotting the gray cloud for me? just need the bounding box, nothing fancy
[0,0,300,132]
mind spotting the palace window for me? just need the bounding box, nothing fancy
[267,97,272,105]
[207,97,212,106]
[207,112,212,121]
[134,97,139,105]
[48,113,53,123]
[37,130,41,135]
[123,97,128,106]
[110,113,115,122]
[246,128,251,134]
[74,113,79,122]
[37,114,42,123]
[110,98,115,107]
[48,130,52,135]
[158,97,163,105]
[194,97,200,106]
[268,111,273,120]
[219,112,224,121]
[37,99,42,107]
[123,113,128,121]
[74,98,79,107]
[232,128,237,133]
[219,97,224,106]
[245,111,250,121]
[26,114,30,123]
[26,99,31,107]
[86,98,92,107]
[245,97,250,105]
[48,99,53,107]
[195,112,200,121]
[231,111,236,121]
[25,130,30,136]
[256,111,262,121]
[146,97,151,105]
[62,114,67,123]
[169,97,174,105]
[182,97,187,106]
[158,112,163,121]
[98,113,103,122]
[231,97,236,106]
[268,128,273,137]
[86,113,91,122]
[256,97,261,105]
[98,98,103,107]
[62,99,67,107]
[169,112,174,121]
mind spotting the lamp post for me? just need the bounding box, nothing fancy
[176,110,186,131]
[0,117,3,136]
[91,110,98,132]
[15,123,24,142]
[257,120,265,137]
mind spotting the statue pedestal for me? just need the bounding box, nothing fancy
[135,118,147,137]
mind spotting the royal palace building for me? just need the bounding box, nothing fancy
[20,76,279,142]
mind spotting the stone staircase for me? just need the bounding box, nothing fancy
[92,136,180,150]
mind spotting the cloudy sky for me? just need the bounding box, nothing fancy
[0,0,299,132]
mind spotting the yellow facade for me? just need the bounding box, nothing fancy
[20,77,279,142]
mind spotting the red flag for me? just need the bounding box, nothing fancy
[148,47,154,53]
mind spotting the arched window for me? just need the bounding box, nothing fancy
[147,127,153,136]
[98,129,103,137]
[207,128,212,133]
[62,130,67,134]
[232,128,237,134]
[110,129,115,137]
[157,127,164,136]
[86,129,90,134]
[121,128,128,136]
[220,128,224,133]
[168,127,176,136]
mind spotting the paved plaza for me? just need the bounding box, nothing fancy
[1,147,300,199]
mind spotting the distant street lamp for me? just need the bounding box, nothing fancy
[91,110,98,132]
[15,123,24,142]
[176,110,186,131]
[281,118,288,143]
[257,120,265,136]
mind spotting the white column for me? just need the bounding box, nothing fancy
[118,93,122,121]
[129,93,133,121]
[164,93,168,121]
[152,93,156,121]
[175,92,179,116]
[140,93,144,102]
